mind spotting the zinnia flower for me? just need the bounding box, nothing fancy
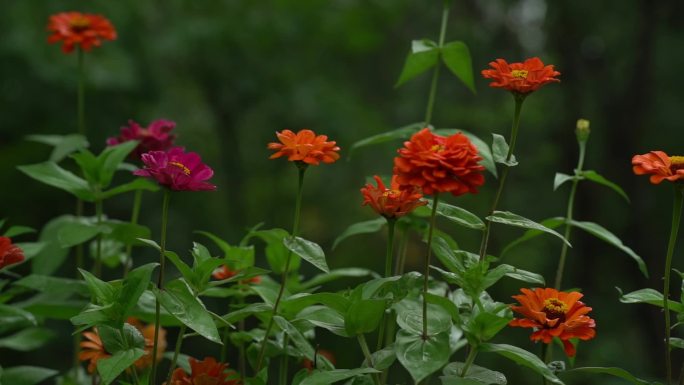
[47,12,116,54]
[481,57,560,94]
[79,328,110,373]
[107,119,177,160]
[212,265,261,284]
[393,128,485,196]
[509,288,596,357]
[0,237,24,269]
[361,175,427,218]
[127,317,167,369]
[302,349,336,372]
[166,357,240,385]
[267,129,340,165]
[632,151,684,184]
[133,147,216,191]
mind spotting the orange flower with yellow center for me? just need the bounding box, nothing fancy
[632,151,684,184]
[47,12,117,54]
[481,57,560,94]
[360,175,427,218]
[509,288,596,357]
[268,129,340,165]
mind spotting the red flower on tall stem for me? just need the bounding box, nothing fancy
[632,151,684,184]
[47,12,116,54]
[268,129,340,165]
[509,288,596,357]
[212,265,261,284]
[393,128,485,196]
[107,119,177,160]
[361,175,427,218]
[481,57,560,94]
[166,357,240,385]
[134,147,216,191]
[0,237,24,269]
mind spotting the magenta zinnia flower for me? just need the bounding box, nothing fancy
[133,147,216,191]
[107,119,177,160]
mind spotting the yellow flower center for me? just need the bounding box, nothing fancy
[383,189,401,198]
[169,161,191,175]
[671,156,684,171]
[511,69,529,79]
[543,298,568,319]
[69,16,91,31]
[430,144,445,152]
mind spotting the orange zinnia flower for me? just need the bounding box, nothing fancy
[481,57,560,94]
[302,349,336,372]
[393,128,485,196]
[47,12,117,54]
[632,151,684,184]
[212,265,261,284]
[267,129,340,165]
[361,175,427,218]
[79,328,111,373]
[0,236,24,269]
[127,317,167,369]
[166,357,240,385]
[509,288,596,357]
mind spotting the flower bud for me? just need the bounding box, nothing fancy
[575,119,590,143]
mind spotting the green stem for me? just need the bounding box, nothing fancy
[150,190,171,385]
[422,1,450,127]
[77,47,85,136]
[422,194,440,340]
[663,186,683,385]
[279,334,290,385]
[478,95,525,260]
[255,165,307,373]
[165,324,187,385]
[358,334,381,385]
[460,346,478,377]
[395,225,409,275]
[376,218,397,351]
[94,198,103,277]
[123,190,143,277]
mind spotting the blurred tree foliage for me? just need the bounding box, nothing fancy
[1,0,683,383]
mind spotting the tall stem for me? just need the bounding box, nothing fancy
[663,186,683,385]
[93,198,104,277]
[460,346,478,377]
[255,165,307,373]
[422,1,450,127]
[279,334,290,385]
[77,48,85,136]
[150,190,171,385]
[478,95,525,260]
[422,194,440,340]
[164,324,187,385]
[358,334,381,385]
[123,190,143,277]
[376,218,397,351]
[395,226,409,275]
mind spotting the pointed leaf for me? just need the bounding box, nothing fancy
[333,218,386,250]
[618,288,684,312]
[486,211,570,247]
[284,236,329,273]
[27,134,89,162]
[427,200,484,230]
[98,141,139,188]
[442,362,507,385]
[0,327,55,351]
[0,366,58,385]
[395,329,451,383]
[18,162,95,201]
[299,368,381,385]
[441,41,475,93]
[479,343,563,384]
[395,40,440,87]
[580,170,630,202]
[562,367,656,385]
[344,299,385,335]
[491,134,517,166]
[96,348,145,385]
[100,178,159,200]
[553,173,576,191]
[349,122,424,157]
[500,217,565,258]
[273,316,315,359]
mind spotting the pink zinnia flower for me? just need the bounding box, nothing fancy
[107,119,177,160]
[133,147,216,191]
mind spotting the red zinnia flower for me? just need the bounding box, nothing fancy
[302,349,336,372]
[79,329,110,373]
[268,129,340,165]
[0,237,24,269]
[133,147,216,191]
[127,317,167,369]
[47,12,116,54]
[481,57,560,94]
[393,128,485,196]
[509,288,596,357]
[632,151,684,185]
[166,357,240,385]
[361,175,427,218]
[107,119,177,160]
[212,265,261,284]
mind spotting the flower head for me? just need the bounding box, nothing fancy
[79,328,110,373]
[361,175,427,218]
[166,357,240,385]
[107,119,177,160]
[481,57,560,95]
[509,288,596,357]
[268,129,340,166]
[632,151,684,185]
[133,147,216,191]
[0,237,24,269]
[127,317,167,369]
[212,265,261,284]
[47,12,116,54]
[393,128,485,196]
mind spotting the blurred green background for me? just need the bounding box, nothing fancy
[2,0,684,383]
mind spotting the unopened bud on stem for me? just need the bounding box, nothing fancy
[575,119,590,143]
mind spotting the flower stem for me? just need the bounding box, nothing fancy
[123,189,143,277]
[255,165,307,373]
[165,324,187,385]
[376,218,397,351]
[93,198,103,277]
[663,186,683,385]
[422,193,440,340]
[279,334,290,385]
[423,1,450,127]
[150,189,171,385]
[460,346,478,377]
[478,95,525,260]
[358,334,381,385]
[395,225,409,275]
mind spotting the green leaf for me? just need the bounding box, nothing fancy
[395,329,451,383]
[299,368,381,385]
[441,41,475,93]
[670,337,684,349]
[568,220,647,277]
[100,178,159,200]
[442,362,506,385]
[486,264,545,286]
[295,305,348,337]
[58,221,108,248]
[96,348,145,385]
[463,311,511,343]
[562,367,656,385]
[479,343,564,384]
[491,134,518,166]
[27,133,89,162]
[249,228,300,274]
[486,211,570,247]
[349,122,424,157]
[580,170,630,202]
[553,173,576,191]
[617,288,684,312]
[119,263,157,317]
[283,236,329,273]
[97,141,138,188]
[332,218,386,250]
[500,217,565,258]
[0,327,55,351]
[3,226,35,238]
[300,268,376,290]
[273,316,315,359]
[0,305,37,335]
[18,162,95,201]
[344,299,386,335]
[0,366,58,385]
[79,269,117,305]
[394,297,452,336]
[30,215,75,275]
[427,200,484,230]
[395,39,440,87]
